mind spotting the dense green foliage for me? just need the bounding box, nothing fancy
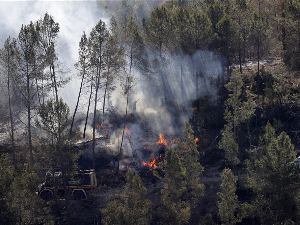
[218,168,240,225]
[101,170,152,225]
[243,122,300,224]
[1,0,300,224]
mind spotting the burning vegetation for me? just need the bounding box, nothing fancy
[96,121,108,135]
[142,154,163,171]
[156,133,168,146]
[2,0,300,224]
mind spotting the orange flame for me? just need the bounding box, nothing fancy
[156,133,167,146]
[124,126,131,135]
[194,137,199,143]
[96,121,108,134]
[144,146,149,150]
[142,154,162,170]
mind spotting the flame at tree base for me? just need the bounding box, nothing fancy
[96,121,108,135]
[142,154,162,171]
[156,133,167,146]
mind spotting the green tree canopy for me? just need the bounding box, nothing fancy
[101,170,152,225]
[244,122,300,224]
[218,168,241,225]
[158,148,191,225]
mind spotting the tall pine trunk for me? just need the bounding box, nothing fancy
[51,64,61,143]
[70,68,85,138]
[83,79,93,139]
[7,48,16,166]
[118,49,132,173]
[102,63,110,121]
[92,56,102,169]
[27,63,33,164]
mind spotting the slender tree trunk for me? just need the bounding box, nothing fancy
[83,79,93,139]
[159,40,162,59]
[92,73,100,170]
[7,50,15,166]
[41,76,45,105]
[196,71,200,111]
[257,36,260,75]
[51,64,61,143]
[281,10,286,52]
[70,68,85,138]
[102,82,107,121]
[102,64,110,121]
[257,0,261,75]
[181,63,184,102]
[92,53,102,170]
[27,63,33,164]
[118,87,129,174]
[238,18,243,74]
[36,77,41,105]
[118,51,132,173]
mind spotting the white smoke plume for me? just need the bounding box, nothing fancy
[0,1,225,167]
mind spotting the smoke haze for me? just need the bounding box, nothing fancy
[0,0,225,149]
[0,0,108,108]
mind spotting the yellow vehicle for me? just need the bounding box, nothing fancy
[37,169,97,200]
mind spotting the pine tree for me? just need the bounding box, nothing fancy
[244,122,300,224]
[36,98,78,170]
[231,0,252,74]
[0,37,18,166]
[7,166,54,225]
[176,122,204,202]
[158,149,191,225]
[172,7,193,53]
[250,10,270,75]
[283,0,300,70]
[217,168,241,225]
[190,11,214,51]
[219,124,240,165]
[143,6,173,57]
[207,0,225,33]
[118,16,145,172]
[102,36,125,121]
[219,70,256,166]
[14,21,43,164]
[216,14,240,72]
[39,13,61,103]
[88,19,109,169]
[101,170,152,225]
[70,32,89,138]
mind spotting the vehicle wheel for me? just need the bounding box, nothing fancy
[73,190,86,200]
[40,190,53,201]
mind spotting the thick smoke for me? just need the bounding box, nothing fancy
[0,1,225,168]
[110,49,224,136]
[132,51,224,135]
[98,49,225,169]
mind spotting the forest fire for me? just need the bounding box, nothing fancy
[156,133,167,146]
[101,121,108,134]
[124,126,131,135]
[142,154,162,171]
[194,137,199,143]
[96,121,108,134]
